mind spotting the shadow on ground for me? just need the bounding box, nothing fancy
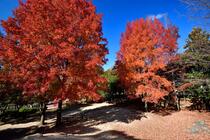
[23,130,143,140]
[0,103,90,125]
[0,125,43,140]
[46,104,146,134]
[0,111,40,125]
[152,108,178,116]
[0,103,146,140]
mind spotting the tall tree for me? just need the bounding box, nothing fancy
[117,18,179,107]
[182,27,210,73]
[181,28,210,110]
[0,0,108,125]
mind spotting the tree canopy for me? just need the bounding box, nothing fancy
[0,0,108,103]
[182,27,210,73]
[117,18,179,103]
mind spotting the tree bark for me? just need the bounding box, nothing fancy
[164,99,169,109]
[144,101,148,112]
[56,99,62,126]
[206,100,210,110]
[203,98,209,110]
[178,97,181,110]
[40,102,47,125]
[176,95,181,111]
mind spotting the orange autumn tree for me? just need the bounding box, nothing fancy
[0,0,108,125]
[117,18,179,107]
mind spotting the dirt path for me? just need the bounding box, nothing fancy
[1,102,210,140]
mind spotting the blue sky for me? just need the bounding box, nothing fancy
[0,0,198,70]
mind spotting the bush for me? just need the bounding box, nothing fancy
[186,82,210,110]
[19,106,38,113]
[186,71,206,79]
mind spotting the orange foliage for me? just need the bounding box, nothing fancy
[117,18,179,103]
[0,0,108,102]
[177,83,193,91]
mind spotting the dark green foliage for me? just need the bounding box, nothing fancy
[181,28,210,110]
[186,71,207,79]
[102,69,118,92]
[186,81,210,110]
[162,58,185,87]
[18,106,38,113]
[182,27,210,73]
[0,81,26,113]
[101,69,125,101]
[0,105,39,122]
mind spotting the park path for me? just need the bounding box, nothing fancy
[0,102,112,131]
[1,102,210,140]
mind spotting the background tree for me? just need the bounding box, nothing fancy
[181,28,210,110]
[101,68,124,101]
[117,18,179,110]
[0,80,24,113]
[0,0,108,125]
[182,27,210,73]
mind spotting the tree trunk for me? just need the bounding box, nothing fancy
[164,100,169,109]
[203,98,209,110]
[144,101,148,112]
[17,105,21,111]
[176,96,181,111]
[56,99,62,126]
[178,97,181,110]
[40,102,47,125]
[206,100,210,110]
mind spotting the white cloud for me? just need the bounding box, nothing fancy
[156,13,167,19]
[148,13,168,20]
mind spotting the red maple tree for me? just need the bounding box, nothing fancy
[0,0,108,124]
[117,18,179,104]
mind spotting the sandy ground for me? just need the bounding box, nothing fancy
[1,102,210,140]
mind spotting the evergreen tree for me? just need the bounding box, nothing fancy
[182,27,210,74]
[182,27,210,110]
